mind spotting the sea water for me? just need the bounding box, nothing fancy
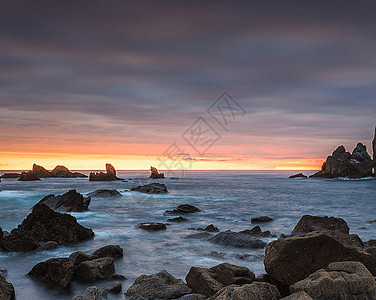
[0,170,375,299]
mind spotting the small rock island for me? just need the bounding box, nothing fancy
[89,164,122,181]
[149,166,164,179]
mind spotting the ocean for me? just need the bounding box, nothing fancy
[0,170,375,299]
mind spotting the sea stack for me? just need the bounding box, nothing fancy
[89,164,122,181]
[149,166,165,179]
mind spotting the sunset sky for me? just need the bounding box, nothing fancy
[1,1,376,171]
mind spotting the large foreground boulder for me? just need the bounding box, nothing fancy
[125,270,191,299]
[209,231,266,249]
[89,163,122,181]
[292,215,349,235]
[209,282,281,300]
[290,261,376,299]
[0,275,15,300]
[36,190,91,212]
[0,204,94,251]
[264,230,376,287]
[186,263,255,297]
[130,183,168,194]
[150,166,165,178]
[310,143,374,178]
[28,258,75,288]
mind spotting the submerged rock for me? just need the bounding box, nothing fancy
[290,261,376,299]
[289,173,308,179]
[125,270,191,300]
[209,231,267,249]
[87,189,121,197]
[36,190,91,212]
[0,275,15,300]
[251,216,273,223]
[209,282,281,300]
[130,183,168,194]
[72,286,102,300]
[164,204,200,215]
[137,223,167,231]
[89,163,122,181]
[149,166,165,179]
[239,226,276,237]
[167,216,189,222]
[264,230,376,287]
[292,215,349,235]
[186,263,255,297]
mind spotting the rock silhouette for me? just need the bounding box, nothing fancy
[89,163,122,181]
[149,166,165,178]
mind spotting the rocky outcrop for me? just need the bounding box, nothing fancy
[149,166,165,178]
[18,171,40,181]
[50,165,87,178]
[137,223,167,231]
[292,215,349,235]
[0,275,15,300]
[101,281,122,296]
[167,216,189,222]
[164,204,200,215]
[239,226,276,237]
[186,263,255,297]
[28,258,75,288]
[130,183,168,194]
[264,230,376,287]
[289,173,307,179]
[189,224,219,232]
[251,216,273,223]
[0,204,94,251]
[89,163,122,181]
[75,257,115,282]
[20,164,87,179]
[0,173,21,178]
[310,143,374,178]
[126,270,191,299]
[209,231,267,249]
[209,282,281,300]
[72,286,102,300]
[290,261,376,299]
[90,245,124,259]
[36,190,91,212]
[87,189,121,197]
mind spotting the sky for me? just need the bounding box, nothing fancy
[1,0,376,171]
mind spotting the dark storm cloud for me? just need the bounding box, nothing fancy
[1,0,376,156]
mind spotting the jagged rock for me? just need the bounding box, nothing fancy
[186,263,255,297]
[251,216,273,223]
[289,173,308,179]
[264,230,376,287]
[167,216,189,222]
[137,223,167,231]
[36,190,91,212]
[149,166,165,178]
[126,270,191,299]
[50,165,87,178]
[290,261,376,299]
[101,281,122,296]
[72,286,102,300]
[87,189,121,197]
[1,204,93,251]
[28,258,75,288]
[281,291,313,300]
[130,183,168,194]
[69,251,92,266]
[164,204,200,215]
[0,173,21,178]
[0,275,15,300]
[75,257,115,282]
[18,171,40,181]
[90,245,123,259]
[310,143,374,178]
[239,226,276,237]
[209,231,266,249]
[209,282,281,300]
[89,163,122,181]
[31,164,51,177]
[292,215,349,235]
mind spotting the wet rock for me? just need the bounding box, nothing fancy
[112,274,127,280]
[28,258,75,288]
[239,226,276,237]
[281,291,313,300]
[125,270,191,299]
[72,286,102,300]
[164,204,200,215]
[254,274,270,283]
[251,216,273,223]
[130,183,168,194]
[90,245,123,259]
[209,282,281,300]
[18,171,40,181]
[69,251,92,267]
[89,163,122,181]
[101,281,122,296]
[198,224,220,232]
[0,173,21,178]
[289,173,308,179]
[264,230,376,287]
[186,263,255,297]
[137,222,167,231]
[36,189,91,212]
[149,166,165,179]
[1,229,39,251]
[0,275,15,300]
[75,257,115,282]
[167,216,189,222]
[290,261,376,299]
[209,231,267,249]
[87,189,121,197]
[36,241,58,251]
[292,215,349,235]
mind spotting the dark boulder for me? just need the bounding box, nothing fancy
[87,189,121,197]
[209,282,281,300]
[90,245,123,259]
[137,223,167,231]
[149,166,165,178]
[164,204,200,215]
[69,251,92,267]
[209,231,266,249]
[251,216,273,223]
[75,257,115,282]
[28,258,75,288]
[31,164,51,177]
[130,183,168,194]
[1,229,39,251]
[197,224,220,233]
[0,275,15,300]
[72,286,102,300]
[292,215,349,235]
[101,281,122,296]
[264,230,376,287]
[18,171,40,181]
[289,173,307,179]
[36,190,91,212]
[167,216,189,222]
[239,226,276,237]
[89,163,122,181]
[186,263,255,297]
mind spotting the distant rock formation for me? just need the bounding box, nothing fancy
[149,166,165,179]
[289,173,307,179]
[50,165,87,178]
[0,173,21,179]
[89,164,122,181]
[310,143,374,178]
[19,171,41,181]
[36,190,91,212]
[18,164,87,180]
